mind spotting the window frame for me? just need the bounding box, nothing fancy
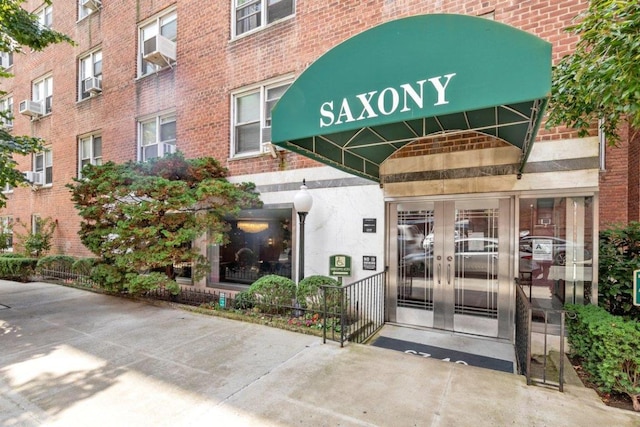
[137,113,177,162]
[232,0,295,37]
[32,75,53,115]
[78,49,103,100]
[0,96,13,129]
[78,0,101,20]
[34,148,53,186]
[138,9,177,77]
[78,134,102,178]
[231,78,292,157]
[0,216,13,252]
[36,4,53,28]
[0,52,13,69]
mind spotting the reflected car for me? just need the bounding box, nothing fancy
[519,236,591,266]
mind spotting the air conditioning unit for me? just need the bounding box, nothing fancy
[143,34,176,67]
[23,171,44,186]
[84,77,102,94]
[82,0,101,12]
[18,100,43,117]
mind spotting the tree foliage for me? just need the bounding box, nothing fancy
[547,0,640,144]
[0,0,74,206]
[67,153,262,282]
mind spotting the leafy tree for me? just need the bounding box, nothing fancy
[547,0,640,144]
[67,153,262,283]
[13,216,57,257]
[0,0,74,206]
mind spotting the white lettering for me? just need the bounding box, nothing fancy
[355,91,379,120]
[335,98,355,124]
[400,80,426,112]
[428,73,456,106]
[319,101,335,127]
[378,87,399,115]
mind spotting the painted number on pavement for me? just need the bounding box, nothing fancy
[404,350,469,365]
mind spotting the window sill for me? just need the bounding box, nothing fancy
[137,63,177,80]
[230,14,296,42]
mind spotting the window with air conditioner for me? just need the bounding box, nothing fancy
[233,0,295,37]
[34,149,53,186]
[139,10,176,76]
[232,79,291,157]
[0,96,13,128]
[79,0,101,19]
[138,114,176,162]
[78,134,102,178]
[36,4,53,28]
[33,76,53,114]
[79,50,102,100]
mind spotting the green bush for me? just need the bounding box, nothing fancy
[125,272,180,296]
[248,274,295,313]
[566,304,640,411]
[297,275,341,311]
[72,258,99,276]
[36,255,76,274]
[0,257,37,281]
[90,263,125,292]
[599,222,640,318]
[233,290,255,310]
[0,253,25,258]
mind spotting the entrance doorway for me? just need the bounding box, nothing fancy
[390,198,513,339]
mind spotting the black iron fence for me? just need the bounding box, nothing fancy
[36,266,96,288]
[321,271,386,346]
[515,281,565,391]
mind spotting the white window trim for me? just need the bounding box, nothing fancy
[138,8,177,77]
[78,133,102,178]
[78,49,103,101]
[34,148,53,187]
[137,113,177,162]
[36,4,53,29]
[0,96,13,129]
[231,0,296,39]
[32,75,53,115]
[0,216,13,252]
[230,76,293,158]
[78,0,101,21]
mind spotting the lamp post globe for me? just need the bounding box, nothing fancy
[294,180,313,282]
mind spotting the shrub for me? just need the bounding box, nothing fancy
[248,274,295,313]
[125,272,180,296]
[36,255,76,274]
[90,263,125,292]
[72,258,99,276]
[0,257,37,281]
[566,304,640,411]
[297,275,341,311]
[233,290,255,310]
[599,222,640,318]
[0,253,25,258]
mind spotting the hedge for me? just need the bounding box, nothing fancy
[566,304,640,411]
[0,257,38,282]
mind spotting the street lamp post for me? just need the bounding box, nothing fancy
[293,179,313,282]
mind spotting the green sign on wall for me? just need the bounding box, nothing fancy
[634,270,640,306]
[330,254,352,277]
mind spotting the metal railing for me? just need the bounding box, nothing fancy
[321,270,386,347]
[515,281,565,391]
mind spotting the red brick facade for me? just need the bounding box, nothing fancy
[0,0,634,257]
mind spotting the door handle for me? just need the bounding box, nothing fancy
[447,263,451,286]
[437,263,441,285]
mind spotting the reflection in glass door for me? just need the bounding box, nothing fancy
[393,199,510,338]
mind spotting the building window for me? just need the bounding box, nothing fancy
[234,0,294,36]
[1,183,12,194]
[139,10,177,76]
[34,149,53,185]
[36,4,53,28]
[78,134,102,177]
[138,114,176,161]
[0,52,13,69]
[232,80,290,156]
[33,76,53,114]
[0,96,13,128]
[79,0,101,20]
[79,50,102,100]
[0,216,13,252]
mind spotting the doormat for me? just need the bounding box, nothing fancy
[370,336,514,373]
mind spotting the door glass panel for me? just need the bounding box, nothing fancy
[397,208,433,314]
[453,205,499,323]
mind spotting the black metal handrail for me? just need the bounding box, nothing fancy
[321,270,386,347]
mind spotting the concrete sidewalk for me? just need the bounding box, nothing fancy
[1,281,638,426]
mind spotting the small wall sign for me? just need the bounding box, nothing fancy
[330,254,352,276]
[363,256,376,271]
[363,218,377,233]
[634,270,640,306]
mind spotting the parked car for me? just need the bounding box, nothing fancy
[519,236,591,266]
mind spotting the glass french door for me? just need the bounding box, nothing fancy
[393,198,512,338]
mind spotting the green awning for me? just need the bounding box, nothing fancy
[272,14,551,182]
